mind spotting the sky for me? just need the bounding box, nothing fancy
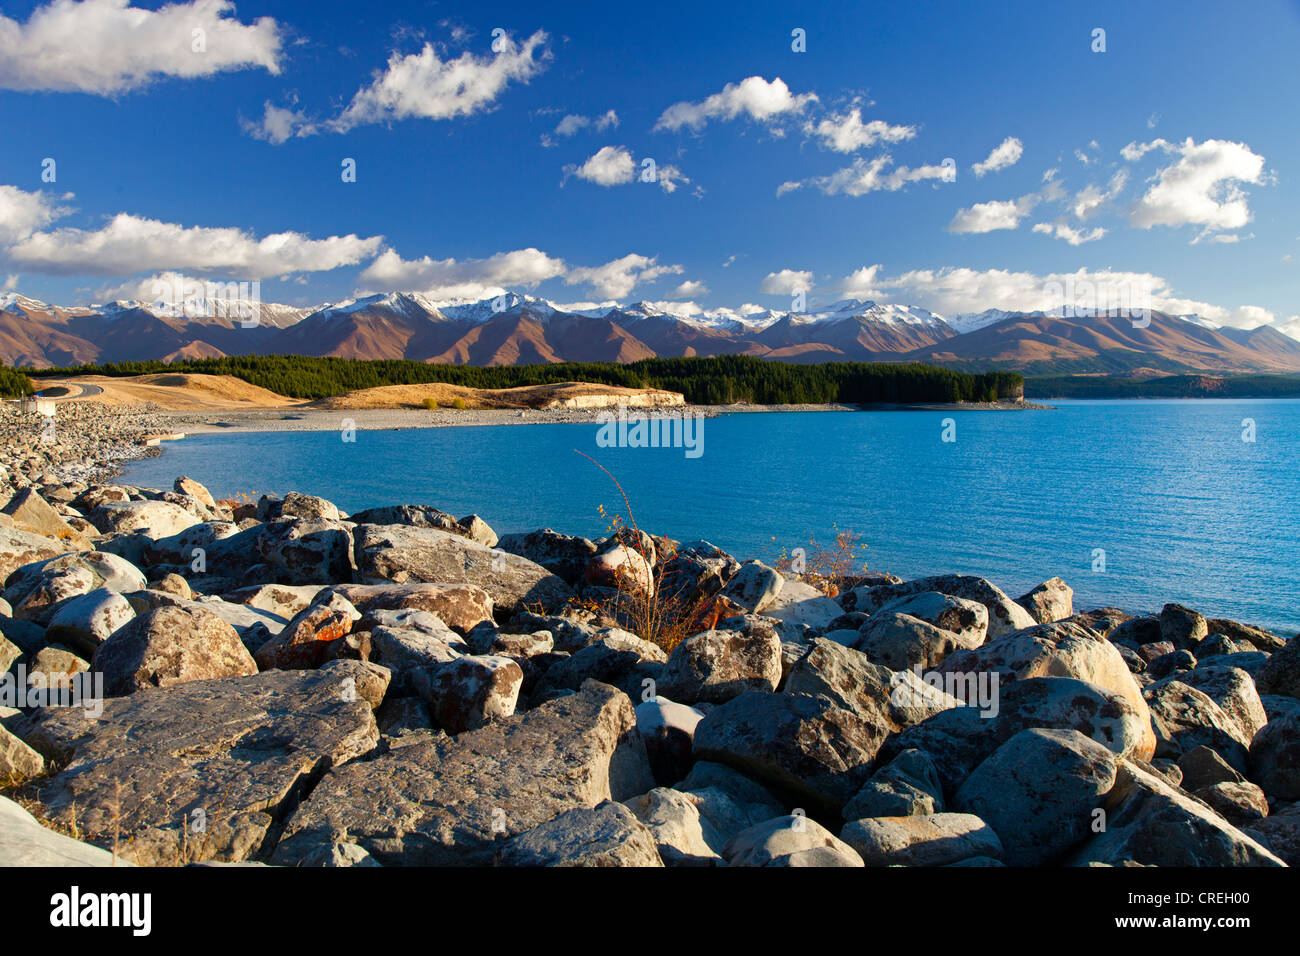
[0,0,1298,330]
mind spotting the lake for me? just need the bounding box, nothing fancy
[119,399,1300,636]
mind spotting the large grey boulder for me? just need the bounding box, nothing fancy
[23,661,385,865]
[495,529,597,587]
[90,499,202,540]
[1248,714,1300,801]
[720,561,783,614]
[855,611,967,672]
[657,628,782,704]
[418,655,523,734]
[255,518,355,586]
[624,787,720,866]
[1069,758,1285,867]
[1016,577,1074,624]
[840,813,1004,867]
[841,574,1035,639]
[723,814,864,867]
[0,796,134,867]
[762,578,842,633]
[353,524,572,614]
[874,591,989,648]
[1145,680,1251,772]
[635,696,706,785]
[692,689,884,816]
[843,748,945,821]
[0,526,65,590]
[333,582,494,634]
[5,552,145,625]
[93,604,258,696]
[0,724,45,781]
[43,588,137,658]
[954,728,1117,866]
[271,680,653,866]
[1255,636,1300,700]
[500,801,662,867]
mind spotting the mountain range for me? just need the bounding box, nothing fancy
[3,290,1299,376]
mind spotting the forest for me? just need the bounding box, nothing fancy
[20,355,1025,405]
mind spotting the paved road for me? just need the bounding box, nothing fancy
[37,382,103,400]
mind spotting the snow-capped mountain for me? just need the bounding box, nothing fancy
[2,289,1299,373]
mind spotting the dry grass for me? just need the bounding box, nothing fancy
[774,526,867,598]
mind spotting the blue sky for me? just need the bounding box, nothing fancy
[1,0,1297,329]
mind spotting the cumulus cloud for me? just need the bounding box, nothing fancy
[9,213,383,278]
[654,76,817,132]
[795,155,953,197]
[360,247,565,300]
[0,185,69,243]
[564,148,691,194]
[329,30,549,132]
[948,195,1038,234]
[565,254,683,299]
[555,110,618,137]
[1127,138,1266,233]
[240,101,317,145]
[1031,222,1106,245]
[1072,169,1128,220]
[835,263,1275,328]
[972,137,1023,177]
[759,269,813,295]
[667,279,708,298]
[809,107,915,153]
[0,0,282,95]
[566,146,637,187]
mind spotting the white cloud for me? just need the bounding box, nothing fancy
[654,76,817,132]
[759,269,813,295]
[654,164,691,195]
[9,213,383,278]
[241,101,317,145]
[555,109,618,136]
[972,137,1023,177]
[948,195,1037,234]
[0,0,282,95]
[668,279,708,298]
[1121,138,1168,162]
[3,274,18,291]
[809,107,915,153]
[330,30,549,132]
[567,146,637,187]
[1128,138,1266,233]
[798,155,952,197]
[0,185,69,243]
[840,263,1274,327]
[1032,222,1106,245]
[565,254,683,299]
[359,247,565,300]
[1072,169,1128,219]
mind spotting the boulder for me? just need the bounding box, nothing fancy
[720,561,783,614]
[635,696,706,786]
[692,689,884,816]
[762,578,842,633]
[500,801,662,867]
[418,655,523,733]
[255,518,355,586]
[657,628,782,704]
[874,591,989,647]
[0,723,45,780]
[1205,619,1287,653]
[23,661,385,865]
[333,582,494,634]
[840,813,1004,867]
[723,814,864,867]
[537,629,663,698]
[1151,665,1266,742]
[1245,804,1300,866]
[93,605,258,696]
[855,611,966,672]
[585,537,655,597]
[939,619,1156,759]
[279,491,341,523]
[271,681,653,866]
[1,487,77,539]
[90,499,202,540]
[842,749,945,820]
[1255,636,1300,700]
[676,761,786,851]
[1016,577,1074,624]
[1070,758,1285,867]
[0,526,64,589]
[353,524,572,614]
[0,796,133,867]
[624,787,719,866]
[1145,680,1250,772]
[1160,603,1208,649]
[841,574,1035,639]
[954,728,1117,866]
[5,552,146,625]
[252,592,360,671]
[1248,714,1300,801]
[496,529,597,586]
[43,588,137,658]
[174,476,217,510]
[1194,782,1269,827]
[1177,745,1247,791]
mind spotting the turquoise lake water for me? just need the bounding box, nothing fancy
[119,399,1300,636]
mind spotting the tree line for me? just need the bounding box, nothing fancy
[0,366,34,398]
[21,355,1024,405]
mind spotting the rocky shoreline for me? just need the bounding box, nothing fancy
[1,401,1296,868]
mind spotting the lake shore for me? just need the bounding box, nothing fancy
[165,399,1049,435]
